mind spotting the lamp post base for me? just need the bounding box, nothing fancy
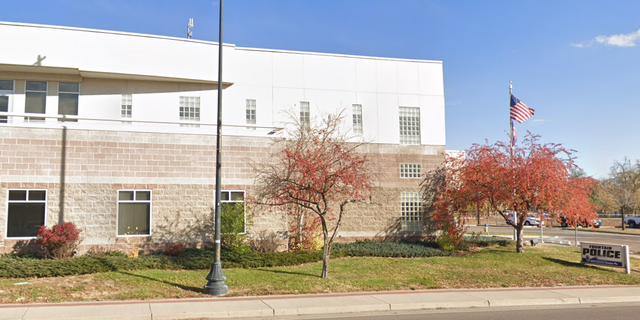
[204,262,228,296]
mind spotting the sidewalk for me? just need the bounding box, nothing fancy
[2,285,640,320]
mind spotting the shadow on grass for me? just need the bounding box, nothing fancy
[252,267,319,278]
[117,270,203,293]
[542,257,584,268]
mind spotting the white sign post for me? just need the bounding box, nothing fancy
[581,242,630,274]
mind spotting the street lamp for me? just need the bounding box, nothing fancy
[204,0,228,296]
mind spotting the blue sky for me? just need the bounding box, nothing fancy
[2,0,639,179]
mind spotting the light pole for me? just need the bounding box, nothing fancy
[204,0,228,296]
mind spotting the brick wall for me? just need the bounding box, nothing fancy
[0,126,444,253]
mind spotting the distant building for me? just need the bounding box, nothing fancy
[0,21,446,253]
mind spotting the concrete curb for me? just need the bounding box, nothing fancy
[2,286,640,319]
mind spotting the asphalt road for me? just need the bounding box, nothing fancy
[468,225,640,254]
[243,303,640,320]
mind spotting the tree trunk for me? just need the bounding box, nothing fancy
[621,207,626,231]
[320,217,331,278]
[516,226,525,253]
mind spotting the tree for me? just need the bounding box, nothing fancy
[600,158,640,230]
[254,110,373,278]
[429,133,598,253]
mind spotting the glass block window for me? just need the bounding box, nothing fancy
[399,106,421,145]
[117,190,151,236]
[400,163,422,178]
[179,96,200,127]
[300,101,310,128]
[6,190,47,238]
[58,82,80,122]
[0,79,14,124]
[352,104,363,135]
[121,94,132,118]
[220,190,246,234]
[401,192,422,232]
[25,81,47,122]
[246,99,256,125]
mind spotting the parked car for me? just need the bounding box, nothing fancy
[523,214,543,226]
[560,216,601,228]
[624,216,640,228]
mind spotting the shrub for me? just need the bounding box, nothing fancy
[333,240,449,258]
[36,222,82,259]
[221,202,251,253]
[163,243,186,256]
[251,230,283,253]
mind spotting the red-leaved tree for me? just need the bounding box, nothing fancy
[432,133,598,253]
[255,110,373,278]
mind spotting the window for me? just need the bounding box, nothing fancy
[220,190,246,234]
[0,79,14,123]
[246,99,256,125]
[179,96,200,127]
[117,190,151,236]
[58,82,80,122]
[400,163,422,178]
[6,190,46,238]
[121,94,132,118]
[399,106,421,145]
[25,81,47,121]
[300,101,310,128]
[401,192,422,232]
[352,104,363,135]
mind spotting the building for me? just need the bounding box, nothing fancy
[0,21,446,253]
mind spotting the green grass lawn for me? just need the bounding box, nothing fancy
[1,245,639,304]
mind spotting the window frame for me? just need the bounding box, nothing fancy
[25,80,47,122]
[400,163,422,179]
[352,104,363,135]
[6,189,47,239]
[246,99,256,125]
[116,189,152,237]
[219,190,247,234]
[399,106,421,145]
[400,191,422,232]
[0,79,14,124]
[121,94,132,119]
[58,82,80,122]
[300,101,310,128]
[179,96,201,127]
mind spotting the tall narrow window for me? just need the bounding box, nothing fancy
[352,104,363,135]
[399,106,421,145]
[25,81,47,121]
[300,101,310,128]
[179,96,200,127]
[58,82,80,122]
[121,94,132,119]
[7,190,47,238]
[401,192,422,232]
[220,190,246,234]
[246,99,256,125]
[117,190,151,236]
[0,80,14,124]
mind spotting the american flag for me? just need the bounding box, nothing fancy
[510,95,535,123]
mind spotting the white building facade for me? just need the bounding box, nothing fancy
[0,22,445,253]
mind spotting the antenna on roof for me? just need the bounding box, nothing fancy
[187,18,194,39]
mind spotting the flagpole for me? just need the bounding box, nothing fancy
[509,81,517,241]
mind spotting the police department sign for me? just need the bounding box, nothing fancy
[581,242,630,274]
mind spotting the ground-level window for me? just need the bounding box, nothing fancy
[399,106,421,145]
[25,81,47,122]
[400,163,422,178]
[6,190,47,238]
[58,82,80,122]
[220,190,246,234]
[117,190,151,236]
[401,192,422,232]
[0,79,14,123]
